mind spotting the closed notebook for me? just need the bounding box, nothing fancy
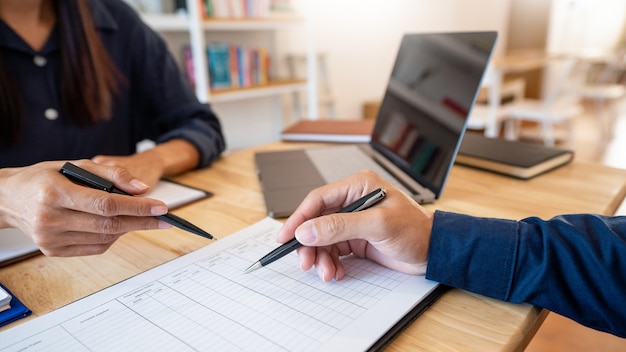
[455,133,574,179]
[0,283,31,328]
[281,119,375,143]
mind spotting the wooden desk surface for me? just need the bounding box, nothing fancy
[2,142,625,351]
[492,50,550,74]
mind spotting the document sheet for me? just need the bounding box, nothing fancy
[0,217,439,352]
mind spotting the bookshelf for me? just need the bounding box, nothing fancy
[139,1,314,109]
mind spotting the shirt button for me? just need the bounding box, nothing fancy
[44,108,59,120]
[33,55,47,67]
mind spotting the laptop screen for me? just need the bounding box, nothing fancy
[371,31,497,197]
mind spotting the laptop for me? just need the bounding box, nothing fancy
[256,31,498,218]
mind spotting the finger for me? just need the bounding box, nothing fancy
[40,242,118,257]
[295,209,385,247]
[277,187,345,243]
[33,227,124,257]
[314,248,338,282]
[31,215,169,248]
[297,246,317,271]
[59,180,168,218]
[71,160,149,195]
[329,246,345,280]
[277,175,377,243]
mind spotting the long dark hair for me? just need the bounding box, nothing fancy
[0,0,121,146]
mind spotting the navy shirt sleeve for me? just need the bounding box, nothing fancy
[426,210,626,337]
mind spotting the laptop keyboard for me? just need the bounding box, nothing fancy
[304,145,412,193]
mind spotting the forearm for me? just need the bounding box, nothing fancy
[141,138,200,177]
[513,214,626,337]
[426,211,626,337]
[425,211,518,299]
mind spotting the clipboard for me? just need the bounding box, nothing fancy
[0,217,443,351]
[142,179,213,209]
[368,285,450,351]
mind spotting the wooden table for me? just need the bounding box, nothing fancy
[2,142,625,351]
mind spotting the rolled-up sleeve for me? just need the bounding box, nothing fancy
[426,211,519,300]
[123,9,226,168]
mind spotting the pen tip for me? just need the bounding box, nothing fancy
[243,262,262,274]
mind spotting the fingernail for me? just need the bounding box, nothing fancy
[151,205,168,216]
[130,179,149,191]
[295,222,317,245]
[298,252,306,271]
[316,265,326,282]
[158,220,172,229]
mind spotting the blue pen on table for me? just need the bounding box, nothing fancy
[243,187,386,274]
[59,162,215,240]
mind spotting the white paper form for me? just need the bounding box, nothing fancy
[0,217,439,352]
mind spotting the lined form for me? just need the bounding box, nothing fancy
[0,218,439,352]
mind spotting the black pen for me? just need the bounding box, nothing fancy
[59,162,214,240]
[244,187,386,273]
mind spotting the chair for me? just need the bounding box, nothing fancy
[467,64,526,138]
[575,55,626,147]
[286,53,336,119]
[504,57,584,148]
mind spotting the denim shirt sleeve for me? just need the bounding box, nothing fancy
[426,210,626,337]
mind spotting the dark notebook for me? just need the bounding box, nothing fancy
[455,133,574,179]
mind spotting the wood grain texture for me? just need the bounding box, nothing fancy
[2,141,625,351]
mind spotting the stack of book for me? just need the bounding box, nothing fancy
[0,287,10,313]
[207,43,270,90]
[199,0,283,19]
[182,44,271,90]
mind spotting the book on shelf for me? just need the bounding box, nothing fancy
[207,43,271,90]
[455,133,574,179]
[200,0,278,19]
[281,119,375,143]
[181,45,195,88]
[207,43,231,89]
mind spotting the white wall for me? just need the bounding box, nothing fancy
[546,0,626,56]
[283,0,513,120]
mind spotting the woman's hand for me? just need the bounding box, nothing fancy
[276,170,434,282]
[91,153,163,188]
[93,138,201,188]
[0,160,171,256]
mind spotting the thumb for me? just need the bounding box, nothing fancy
[295,213,363,246]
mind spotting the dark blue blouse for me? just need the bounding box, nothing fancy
[427,210,626,337]
[0,0,225,168]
